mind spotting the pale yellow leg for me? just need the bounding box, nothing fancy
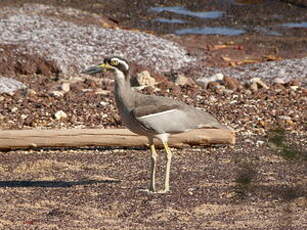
[162,142,172,193]
[149,142,158,192]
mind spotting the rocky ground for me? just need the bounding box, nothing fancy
[0,0,306,229]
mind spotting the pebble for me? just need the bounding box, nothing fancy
[223,76,242,91]
[250,77,269,90]
[273,78,287,84]
[136,71,156,87]
[250,82,258,92]
[256,140,265,146]
[94,89,110,95]
[11,107,18,113]
[61,82,70,92]
[174,74,189,86]
[20,114,27,119]
[207,81,221,89]
[290,86,299,91]
[100,101,108,106]
[196,73,224,89]
[49,90,64,97]
[0,77,27,94]
[27,89,37,95]
[278,115,292,120]
[54,110,67,120]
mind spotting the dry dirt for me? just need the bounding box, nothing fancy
[0,0,306,229]
[0,135,306,229]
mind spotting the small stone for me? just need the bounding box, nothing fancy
[256,140,265,146]
[226,192,236,199]
[273,78,287,85]
[223,76,242,90]
[49,91,64,97]
[136,71,156,87]
[208,95,217,103]
[290,86,299,91]
[278,115,294,126]
[245,139,253,144]
[293,197,307,208]
[278,115,292,120]
[207,81,221,89]
[21,114,28,119]
[61,82,70,92]
[258,120,268,128]
[250,82,258,92]
[244,89,252,95]
[196,73,224,89]
[94,89,110,95]
[27,89,37,95]
[54,110,67,120]
[0,96,4,101]
[287,79,301,87]
[100,101,108,106]
[250,77,269,89]
[223,89,234,94]
[0,77,27,94]
[174,74,195,86]
[271,109,277,116]
[11,107,18,113]
[174,74,187,85]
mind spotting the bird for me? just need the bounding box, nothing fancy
[82,56,226,193]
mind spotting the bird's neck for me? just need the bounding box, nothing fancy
[114,69,134,109]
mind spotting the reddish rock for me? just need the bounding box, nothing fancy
[286,79,301,87]
[223,76,242,91]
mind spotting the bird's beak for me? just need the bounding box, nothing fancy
[82,63,112,75]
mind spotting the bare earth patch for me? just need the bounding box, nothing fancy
[0,137,306,229]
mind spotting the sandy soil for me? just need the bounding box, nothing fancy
[0,135,306,229]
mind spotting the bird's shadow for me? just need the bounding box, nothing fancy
[0,179,120,188]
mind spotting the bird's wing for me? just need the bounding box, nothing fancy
[132,94,224,134]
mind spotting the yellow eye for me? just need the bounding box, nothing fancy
[111,59,119,66]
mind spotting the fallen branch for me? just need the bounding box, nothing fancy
[0,128,235,150]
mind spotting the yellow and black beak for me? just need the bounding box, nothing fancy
[82,63,113,75]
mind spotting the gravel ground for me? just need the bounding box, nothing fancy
[0,135,306,229]
[195,57,307,85]
[0,4,195,74]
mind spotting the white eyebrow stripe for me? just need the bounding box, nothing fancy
[112,57,129,71]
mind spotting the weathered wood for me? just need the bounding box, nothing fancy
[0,128,235,150]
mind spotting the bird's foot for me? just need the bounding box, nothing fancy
[155,189,170,194]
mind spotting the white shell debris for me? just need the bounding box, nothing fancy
[54,110,68,120]
[196,73,224,89]
[0,77,27,94]
[0,4,196,74]
[136,71,156,87]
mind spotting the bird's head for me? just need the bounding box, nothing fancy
[82,56,130,77]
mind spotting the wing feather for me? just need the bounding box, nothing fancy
[131,93,225,134]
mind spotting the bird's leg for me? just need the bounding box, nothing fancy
[162,142,173,193]
[149,140,158,192]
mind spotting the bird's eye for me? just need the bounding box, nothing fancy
[111,59,119,66]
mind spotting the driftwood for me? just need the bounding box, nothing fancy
[0,128,235,150]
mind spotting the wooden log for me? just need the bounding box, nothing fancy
[0,128,235,150]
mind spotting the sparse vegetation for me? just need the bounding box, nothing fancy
[267,127,304,160]
[234,160,257,200]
